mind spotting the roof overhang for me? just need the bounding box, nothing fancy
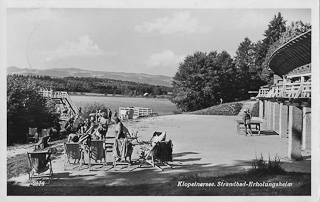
[268,30,311,76]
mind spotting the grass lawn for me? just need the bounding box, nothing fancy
[189,101,243,115]
[7,172,311,196]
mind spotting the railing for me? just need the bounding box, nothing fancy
[133,107,153,117]
[257,89,270,98]
[39,90,78,116]
[257,82,311,99]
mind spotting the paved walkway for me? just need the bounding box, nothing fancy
[8,114,311,187]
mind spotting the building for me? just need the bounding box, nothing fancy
[257,30,311,160]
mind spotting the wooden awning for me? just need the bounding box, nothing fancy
[268,30,311,76]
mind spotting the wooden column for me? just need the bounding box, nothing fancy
[302,107,311,150]
[288,105,302,160]
[279,103,288,138]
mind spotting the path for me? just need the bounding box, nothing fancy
[237,100,258,116]
[8,114,310,187]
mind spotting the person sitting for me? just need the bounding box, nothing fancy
[65,115,75,135]
[151,132,166,147]
[67,131,79,143]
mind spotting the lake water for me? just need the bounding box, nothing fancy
[70,95,178,116]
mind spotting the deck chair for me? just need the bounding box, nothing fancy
[105,136,115,161]
[140,140,173,171]
[89,140,107,170]
[27,151,53,184]
[64,143,84,170]
[136,132,172,171]
[27,127,38,143]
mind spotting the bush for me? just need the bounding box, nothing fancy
[7,76,59,145]
[189,102,243,116]
[81,102,109,120]
[248,154,286,176]
[172,109,183,114]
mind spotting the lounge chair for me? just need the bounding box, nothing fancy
[89,140,107,170]
[136,132,173,171]
[26,127,38,143]
[64,143,84,170]
[27,151,53,184]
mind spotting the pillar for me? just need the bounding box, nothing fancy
[273,102,280,134]
[268,101,273,130]
[279,103,288,138]
[288,105,302,160]
[259,100,264,119]
[265,100,269,127]
[302,107,311,150]
[264,100,268,120]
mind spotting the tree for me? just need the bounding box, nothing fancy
[7,76,59,145]
[171,51,235,112]
[255,12,287,83]
[234,37,267,99]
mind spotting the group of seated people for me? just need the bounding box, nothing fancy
[65,110,172,165]
[66,111,133,163]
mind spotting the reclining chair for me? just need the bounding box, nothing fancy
[137,131,173,171]
[27,151,53,184]
[89,140,107,170]
[64,143,84,170]
[26,127,38,143]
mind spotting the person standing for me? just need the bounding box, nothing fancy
[113,117,132,163]
[97,112,108,140]
[243,109,252,136]
[107,109,112,124]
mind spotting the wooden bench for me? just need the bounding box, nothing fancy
[236,119,262,135]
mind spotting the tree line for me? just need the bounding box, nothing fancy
[8,74,172,96]
[171,13,311,112]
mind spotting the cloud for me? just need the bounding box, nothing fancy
[44,35,118,62]
[236,11,269,29]
[135,11,212,34]
[144,50,185,68]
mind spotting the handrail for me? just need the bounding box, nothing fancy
[257,82,311,99]
[39,90,78,116]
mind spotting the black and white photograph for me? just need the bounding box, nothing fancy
[2,0,319,200]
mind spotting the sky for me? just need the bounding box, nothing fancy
[7,8,311,77]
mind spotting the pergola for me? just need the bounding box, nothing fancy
[257,30,312,101]
[256,30,312,160]
[268,30,311,76]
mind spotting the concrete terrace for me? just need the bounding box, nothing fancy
[8,110,311,187]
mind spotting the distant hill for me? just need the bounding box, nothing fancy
[7,66,173,87]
